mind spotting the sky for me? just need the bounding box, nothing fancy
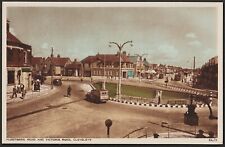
[6,5,219,68]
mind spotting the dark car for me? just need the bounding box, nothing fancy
[53,79,62,86]
[86,89,109,103]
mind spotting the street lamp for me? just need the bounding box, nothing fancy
[109,41,133,99]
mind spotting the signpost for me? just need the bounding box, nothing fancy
[105,119,112,138]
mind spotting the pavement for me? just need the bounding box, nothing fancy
[7,84,57,104]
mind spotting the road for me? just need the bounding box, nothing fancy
[7,80,218,138]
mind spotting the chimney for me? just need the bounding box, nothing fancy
[7,20,10,32]
[74,58,77,62]
[57,54,60,58]
[122,51,126,56]
[143,58,146,61]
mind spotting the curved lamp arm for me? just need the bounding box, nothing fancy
[109,42,121,50]
[121,40,132,48]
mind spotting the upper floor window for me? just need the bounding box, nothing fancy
[24,51,28,64]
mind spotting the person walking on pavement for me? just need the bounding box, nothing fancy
[20,89,26,99]
[20,83,24,92]
[12,86,17,98]
[67,85,72,97]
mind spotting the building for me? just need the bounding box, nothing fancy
[6,20,32,90]
[128,55,142,77]
[81,52,134,78]
[65,59,83,76]
[45,54,71,76]
[127,55,152,79]
[31,56,45,76]
[195,56,218,90]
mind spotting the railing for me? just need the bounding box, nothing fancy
[123,127,145,138]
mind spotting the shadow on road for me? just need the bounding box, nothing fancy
[7,98,85,121]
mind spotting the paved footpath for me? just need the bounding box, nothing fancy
[6,84,57,104]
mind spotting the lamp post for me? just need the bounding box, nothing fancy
[109,41,133,99]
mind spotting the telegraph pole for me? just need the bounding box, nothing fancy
[192,56,195,87]
[51,47,54,89]
[193,56,195,70]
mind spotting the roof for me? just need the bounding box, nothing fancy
[46,57,71,66]
[81,54,131,63]
[128,56,139,63]
[7,31,31,49]
[143,60,150,66]
[31,57,44,65]
[81,56,98,64]
[65,62,82,69]
[7,32,22,44]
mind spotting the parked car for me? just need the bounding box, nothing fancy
[86,89,109,103]
[53,79,62,86]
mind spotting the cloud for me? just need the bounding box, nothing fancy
[188,40,202,47]
[41,42,49,49]
[157,44,178,59]
[185,32,197,39]
[150,44,179,64]
[9,28,16,36]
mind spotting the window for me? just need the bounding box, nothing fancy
[8,71,15,84]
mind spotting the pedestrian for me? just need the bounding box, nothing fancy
[36,79,40,91]
[17,84,21,93]
[67,85,72,97]
[12,86,17,98]
[20,83,24,92]
[196,129,206,138]
[21,89,26,99]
